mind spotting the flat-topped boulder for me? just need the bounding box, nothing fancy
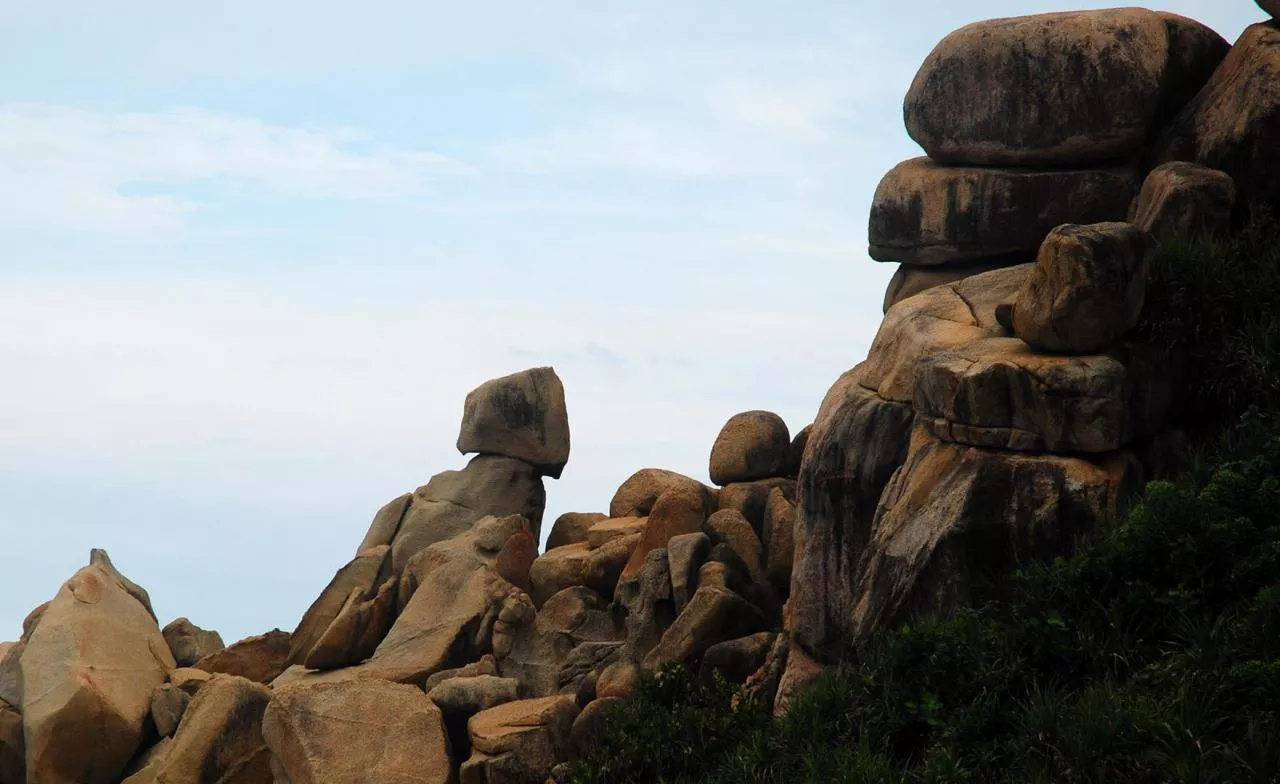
[869,157,1135,266]
[462,696,579,784]
[905,9,1227,166]
[457,367,571,479]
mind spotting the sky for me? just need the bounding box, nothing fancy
[0,1,1266,644]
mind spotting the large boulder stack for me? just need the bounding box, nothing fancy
[873,9,1227,312]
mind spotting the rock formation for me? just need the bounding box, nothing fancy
[7,7,1280,782]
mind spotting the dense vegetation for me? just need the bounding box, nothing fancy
[566,212,1280,783]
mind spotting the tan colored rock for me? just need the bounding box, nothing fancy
[154,674,272,784]
[423,655,501,692]
[119,738,172,784]
[0,644,20,708]
[150,684,191,738]
[869,157,1136,266]
[708,410,791,485]
[763,488,797,596]
[849,427,1142,641]
[581,532,640,601]
[641,586,765,673]
[529,543,591,608]
[288,547,388,667]
[0,700,22,784]
[609,468,715,519]
[355,492,412,554]
[545,512,606,551]
[1011,222,1149,354]
[192,629,291,684]
[905,9,1226,166]
[162,618,225,668]
[786,425,811,478]
[303,570,399,671]
[457,366,571,479]
[1130,161,1236,238]
[497,586,622,698]
[595,661,641,701]
[916,337,1169,453]
[22,560,174,784]
[666,532,711,613]
[399,514,536,609]
[90,549,158,622]
[263,680,452,784]
[20,602,48,643]
[169,668,212,695]
[1153,22,1280,219]
[717,478,796,539]
[882,258,1021,313]
[703,510,766,587]
[392,456,546,572]
[427,675,520,719]
[462,696,579,784]
[617,548,675,662]
[620,485,710,581]
[586,516,646,549]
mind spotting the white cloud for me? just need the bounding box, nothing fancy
[0,104,461,232]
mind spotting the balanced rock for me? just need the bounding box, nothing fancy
[709,410,791,485]
[1130,162,1236,239]
[191,629,291,685]
[1010,222,1149,355]
[461,696,579,784]
[457,366,571,479]
[869,157,1135,265]
[905,9,1227,166]
[263,680,452,784]
[22,558,174,784]
[161,618,225,668]
[1153,22,1280,218]
[154,674,273,784]
[545,512,606,550]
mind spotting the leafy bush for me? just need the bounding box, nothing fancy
[567,214,1280,783]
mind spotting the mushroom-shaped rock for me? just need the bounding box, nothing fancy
[869,157,1136,266]
[21,558,174,784]
[457,366,570,479]
[191,629,291,685]
[905,9,1227,166]
[545,512,606,550]
[153,674,273,783]
[461,696,579,784]
[609,468,715,519]
[1130,162,1236,239]
[1010,222,1149,355]
[709,411,791,486]
[162,618,225,668]
[263,680,452,784]
[1153,22,1280,220]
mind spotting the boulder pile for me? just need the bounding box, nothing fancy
[7,7,1280,782]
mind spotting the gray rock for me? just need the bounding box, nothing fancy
[545,512,606,551]
[666,533,711,614]
[457,366,571,479]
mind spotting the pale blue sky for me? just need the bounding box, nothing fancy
[0,1,1264,644]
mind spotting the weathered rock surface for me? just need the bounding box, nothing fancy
[849,428,1142,640]
[620,484,711,581]
[263,680,452,784]
[869,158,1136,265]
[701,632,775,684]
[667,532,711,613]
[569,697,622,752]
[709,410,791,485]
[427,675,520,719]
[192,629,291,684]
[355,493,412,555]
[462,696,579,784]
[162,618,225,668]
[883,258,1020,313]
[916,337,1169,453]
[704,510,767,591]
[1130,161,1236,238]
[0,644,21,709]
[119,738,172,784]
[154,674,273,784]
[618,549,675,662]
[22,559,174,784]
[717,478,795,540]
[457,366,571,480]
[150,684,191,738]
[594,661,640,701]
[529,543,592,608]
[641,586,765,672]
[545,512,606,551]
[609,468,714,519]
[586,516,646,549]
[1010,222,1149,354]
[905,9,1227,165]
[763,488,797,595]
[90,549,158,622]
[1153,22,1280,218]
[0,701,22,784]
[392,456,546,573]
[169,668,211,694]
[287,547,389,668]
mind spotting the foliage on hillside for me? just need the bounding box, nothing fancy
[566,214,1280,783]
